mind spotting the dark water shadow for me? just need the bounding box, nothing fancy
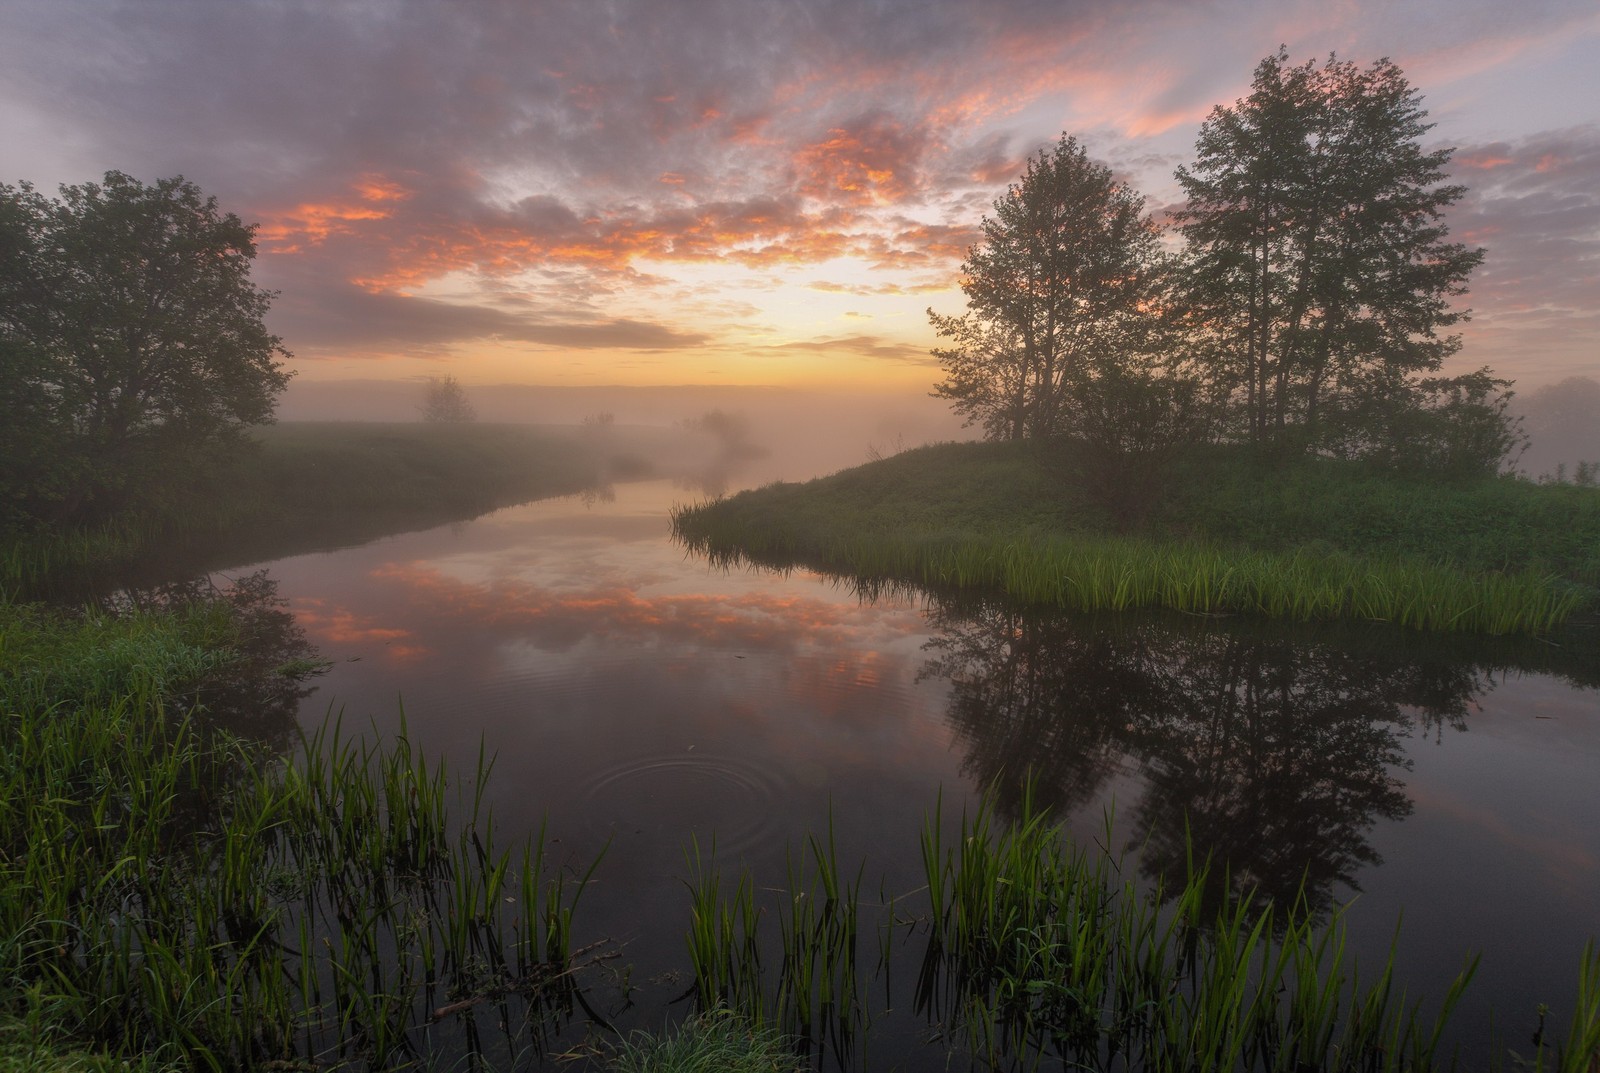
[916,598,1594,920]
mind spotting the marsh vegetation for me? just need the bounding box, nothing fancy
[1,579,599,1071]
[673,440,1600,635]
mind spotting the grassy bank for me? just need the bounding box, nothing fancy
[0,584,594,1070]
[1,422,611,597]
[672,441,1600,634]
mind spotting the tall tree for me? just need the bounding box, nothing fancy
[1173,50,1486,456]
[931,135,1168,442]
[0,171,291,524]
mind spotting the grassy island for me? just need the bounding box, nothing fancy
[672,441,1600,635]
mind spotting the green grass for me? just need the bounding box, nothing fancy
[601,1009,803,1073]
[683,791,1600,1073]
[1,586,597,1070]
[672,441,1600,634]
[0,1012,177,1073]
[1,421,607,597]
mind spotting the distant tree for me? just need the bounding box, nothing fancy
[1320,367,1525,477]
[0,171,290,525]
[419,375,476,423]
[930,135,1173,443]
[1173,50,1488,459]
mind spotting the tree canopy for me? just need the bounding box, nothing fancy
[1172,50,1488,458]
[0,171,291,525]
[930,135,1168,443]
[931,52,1514,476]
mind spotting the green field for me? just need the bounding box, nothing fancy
[672,440,1600,634]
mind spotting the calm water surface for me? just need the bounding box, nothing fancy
[229,471,1598,1066]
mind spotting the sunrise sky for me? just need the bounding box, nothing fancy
[2,0,1596,394]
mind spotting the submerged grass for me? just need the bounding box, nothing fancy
[672,441,1600,634]
[0,592,598,1071]
[915,794,1480,1073]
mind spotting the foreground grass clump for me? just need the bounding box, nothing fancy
[0,589,594,1070]
[684,794,1600,1073]
[671,441,1600,633]
[602,1009,803,1073]
[1,421,603,596]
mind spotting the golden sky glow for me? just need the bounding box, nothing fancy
[2,1,1596,391]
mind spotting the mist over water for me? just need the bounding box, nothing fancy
[277,378,974,481]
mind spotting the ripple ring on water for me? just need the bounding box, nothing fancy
[582,752,787,859]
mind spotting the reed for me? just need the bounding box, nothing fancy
[915,794,1486,1073]
[677,787,1600,1073]
[683,823,870,1063]
[673,507,1584,634]
[1,593,597,1071]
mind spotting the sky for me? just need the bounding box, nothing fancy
[1,0,1596,395]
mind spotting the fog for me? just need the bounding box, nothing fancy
[1512,375,1600,480]
[276,378,973,483]
[277,373,1600,486]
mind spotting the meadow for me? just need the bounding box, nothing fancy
[672,440,1600,635]
[0,422,615,598]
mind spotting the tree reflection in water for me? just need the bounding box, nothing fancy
[918,601,1489,917]
[97,569,323,756]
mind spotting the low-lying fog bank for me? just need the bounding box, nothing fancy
[277,379,975,481]
[278,373,1600,485]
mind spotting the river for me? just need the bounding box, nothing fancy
[218,458,1598,1068]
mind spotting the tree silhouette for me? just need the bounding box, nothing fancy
[930,135,1169,443]
[1173,51,1489,460]
[0,172,290,524]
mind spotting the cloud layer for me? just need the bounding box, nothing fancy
[1,0,1595,386]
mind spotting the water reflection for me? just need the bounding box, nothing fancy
[101,569,323,755]
[920,602,1496,916]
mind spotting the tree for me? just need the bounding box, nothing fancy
[1173,50,1487,458]
[0,171,290,524]
[419,375,477,423]
[930,135,1170,442]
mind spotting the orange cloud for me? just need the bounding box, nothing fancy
[291,597,430,665]
[258,174,413,252]
[358,560,931,718]
[1458,150,1514,170]
[367,561,922,654]
[794,116,934,205]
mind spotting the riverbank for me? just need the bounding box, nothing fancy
[0,422,633,597]
[0,581,593,1070]
[6,558,1600,1069]
[671,440,1600,634]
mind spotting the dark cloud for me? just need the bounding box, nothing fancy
[265,269,707,354]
